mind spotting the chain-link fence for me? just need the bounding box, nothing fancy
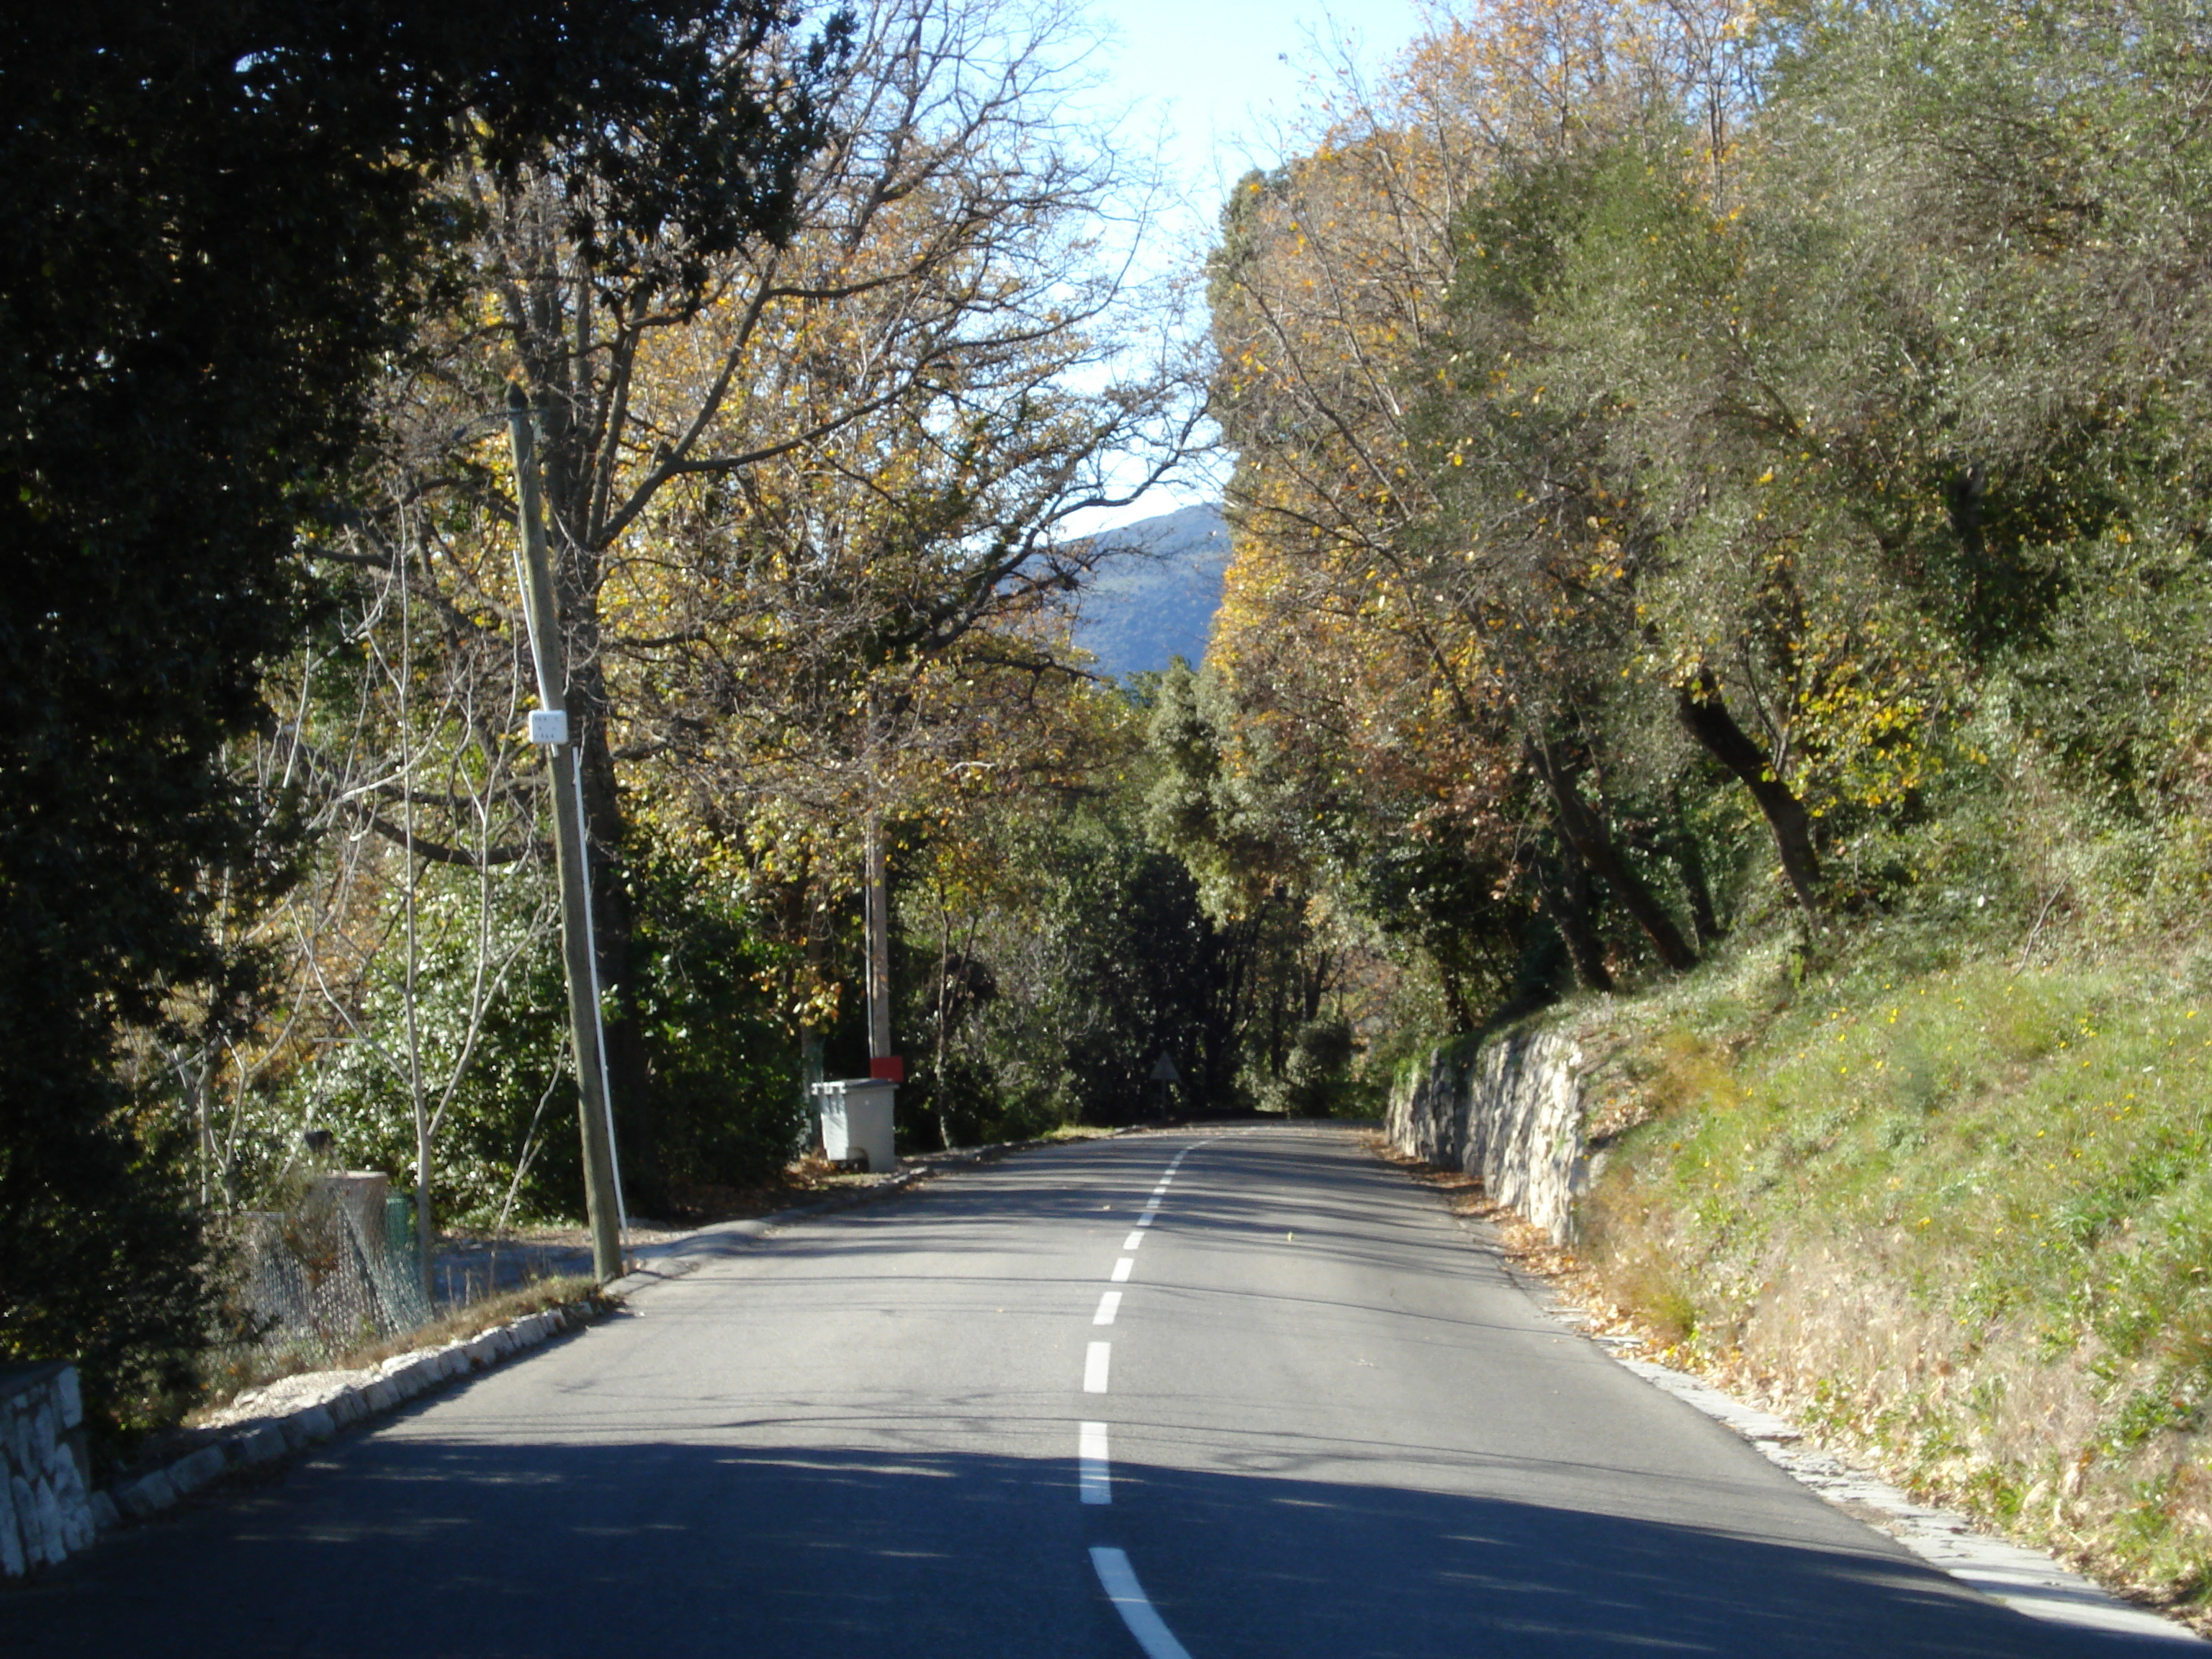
[220,1174,432,1370]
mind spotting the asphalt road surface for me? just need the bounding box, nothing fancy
[9,1123,2190,1657]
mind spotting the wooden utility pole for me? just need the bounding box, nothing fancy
[864,811,893,1064]
[505,384,625,1285]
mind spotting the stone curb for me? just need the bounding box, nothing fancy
[95,1298,606,1537]
[73,1130,1164,1547]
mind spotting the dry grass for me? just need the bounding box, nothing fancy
[189,1274,602,1427]
[1536,935,2212,1631]
[1392,1128,2212,1632]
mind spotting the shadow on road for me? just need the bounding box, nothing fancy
[10,1438,2178,1658]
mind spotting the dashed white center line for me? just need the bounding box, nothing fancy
[1090,1547,1194,1659]
[1079,1421,1112,1504]
[1073,1150,1205,1659]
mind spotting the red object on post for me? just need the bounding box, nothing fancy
[869,1055,904,1083]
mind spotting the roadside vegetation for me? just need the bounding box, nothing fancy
[1553,924,2212,1621]
[1187,0,2212,1623]
[14,12,2212,1610]
[3,0,1378,1450]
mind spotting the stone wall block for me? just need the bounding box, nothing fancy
[0,1471,22,1577]
[112,1468,176,1519]
[378,1357,423,1398]
[287,1404,336,1447]
[33,1476,64,1564]
[11,1475,41,1565]
[168,1444,225,1496]
[240,1424,288,1465]
[52,1449,91,1552]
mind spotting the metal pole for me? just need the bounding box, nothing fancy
[504,383,625,1285]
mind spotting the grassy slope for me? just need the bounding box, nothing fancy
[1555,920,2212,1621]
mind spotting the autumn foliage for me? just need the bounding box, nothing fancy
[1200,0,2212,1009]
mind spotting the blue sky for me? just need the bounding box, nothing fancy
[1068,1,1430,529]
[1087,0,1426,207]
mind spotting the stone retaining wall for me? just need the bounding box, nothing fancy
[1385,1025,1589,1242]
[1,1361,94,1576]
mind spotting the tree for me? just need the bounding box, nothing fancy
[1,0,833,1417]
[434,0,1197,1204]
[1203,6,1751,993]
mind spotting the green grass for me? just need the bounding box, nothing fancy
[1567,922,2212,1618]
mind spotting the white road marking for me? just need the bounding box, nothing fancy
[1084,1341,1111,1393]
[1090,1547,1194,1659]
[1079,1421,1111,1505]
[1094,1290,1122,1326]
[1112,1257,1133,1282]
[1133,1214,1153,1230]
[1123,1231,1146,1251]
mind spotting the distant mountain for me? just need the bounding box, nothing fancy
[1070,503,1229,678]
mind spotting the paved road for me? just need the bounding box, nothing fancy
[9,1124,2188,1656]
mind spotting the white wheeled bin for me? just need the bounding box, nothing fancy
[811,1079,897,1173]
